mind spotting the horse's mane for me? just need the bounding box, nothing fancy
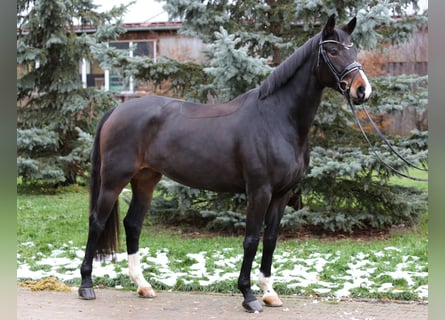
[258,34,321,100]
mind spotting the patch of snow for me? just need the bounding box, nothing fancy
[415,285,428,299]
[384,247,401,252]
[16,244,428,301]
[313,288,331,294]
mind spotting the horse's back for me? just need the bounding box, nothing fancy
[180,93,250,118]
[113,95,179,116]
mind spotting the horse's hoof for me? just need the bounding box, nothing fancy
[137,286,157,298]
[78,287,96,300]
[263,295,283,307]
[242,299,263,313]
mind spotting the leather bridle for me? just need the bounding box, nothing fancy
[318,39,363,95]
[318,39,427,181]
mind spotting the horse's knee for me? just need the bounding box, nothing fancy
[263,232,278,248]
[243,235,260,251]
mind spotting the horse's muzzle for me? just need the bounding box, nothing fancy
[349,69,372,105]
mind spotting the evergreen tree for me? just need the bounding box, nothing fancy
[203,27,271,102]
[17,0,127,186]
[162,0,426,63]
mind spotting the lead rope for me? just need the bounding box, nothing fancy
[346,95,428,182]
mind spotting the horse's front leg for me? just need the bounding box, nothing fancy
[259,193,291,307]
[238,187,272,313]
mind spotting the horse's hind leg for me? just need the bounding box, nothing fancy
[124,169,162,298]
[258,193,291,307]
[79,183,127,300]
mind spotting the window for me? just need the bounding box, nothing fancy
[110,42,130,50]
[134,42,152,57]
[80,40,157,93]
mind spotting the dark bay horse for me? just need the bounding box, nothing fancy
[79,15,371,313]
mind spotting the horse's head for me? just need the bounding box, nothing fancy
[317,14,372,105]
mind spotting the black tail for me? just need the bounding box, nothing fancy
[89,107,120,260]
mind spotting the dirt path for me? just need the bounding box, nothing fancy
[17,286,427,320]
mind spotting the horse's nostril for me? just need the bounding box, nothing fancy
[357,85,365,99]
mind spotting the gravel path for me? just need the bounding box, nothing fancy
[17,286,427,320]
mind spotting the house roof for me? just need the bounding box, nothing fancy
[17,21,183,35]
[71,21,182,34]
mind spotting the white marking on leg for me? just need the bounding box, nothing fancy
[258,272,277,297]
[258,272,283,307]
[128,252,155,297]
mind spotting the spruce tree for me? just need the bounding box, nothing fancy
[162,0,426,58]
[17,0,127,186]
[203,27,271,102]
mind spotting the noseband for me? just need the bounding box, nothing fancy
[318,39,363,95]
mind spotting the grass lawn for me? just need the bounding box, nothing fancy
[17,175,428,301]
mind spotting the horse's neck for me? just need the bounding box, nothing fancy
[276,61,324,137]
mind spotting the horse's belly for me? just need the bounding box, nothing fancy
[146,139,245,193]
[164,170,245,193]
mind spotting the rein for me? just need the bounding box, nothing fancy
[346,96,428,182]
[318,38,428,182]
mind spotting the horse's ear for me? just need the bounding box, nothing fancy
[323,14,336,37]
[342,17,357,35]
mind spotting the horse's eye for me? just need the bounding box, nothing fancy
[329,48,338,56]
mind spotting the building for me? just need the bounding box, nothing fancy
[75,21,428,94]
[358,24,428,77]
[74,21,207,94]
